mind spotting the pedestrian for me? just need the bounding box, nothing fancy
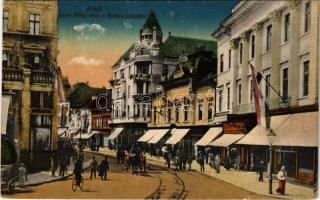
[276,166,287,195]
[257,160,264,182]
[18,163,28,187]
[166,153,171,169]
[116,149,121,164]
[99,156,110,180]
[90,156,98,179]
[142,153,147,173]
[50,154,56,177]
[174,155,179,172]
[156,147,160,159]
[187,155,193,171]
[213,154,221,173]
[224,155,232,170]
[199,153,205,172]
[59,156,67,176]
[235,152,241,170]
[74,156,83,186]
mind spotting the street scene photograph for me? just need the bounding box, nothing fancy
[1,0,319,199]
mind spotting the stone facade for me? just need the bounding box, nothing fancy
[2,0,58,169]
[213,0,319,119]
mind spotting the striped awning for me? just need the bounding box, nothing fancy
[137,129,158,142]
[148,129,170,144]
[108,128,124,140]
[165,129,189,145]
[195,127,222,146]
[208,134,245,147]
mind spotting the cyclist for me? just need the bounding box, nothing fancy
[73,156,83,186]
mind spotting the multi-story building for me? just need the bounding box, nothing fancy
[109,11,182,147]
[213,0,318,183]
[2,0,58,169]
[89,89,112,147]
[147,49,217,156]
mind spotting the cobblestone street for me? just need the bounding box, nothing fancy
[2,153,269,199]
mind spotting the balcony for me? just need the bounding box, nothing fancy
[131,73,150,81]
[2,68,23,82]
[31,71,54,84]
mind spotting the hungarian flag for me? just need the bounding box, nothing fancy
[249,63,270,129]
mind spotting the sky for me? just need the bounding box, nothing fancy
[57,0,238,88]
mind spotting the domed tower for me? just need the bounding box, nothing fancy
[139,11,162,48]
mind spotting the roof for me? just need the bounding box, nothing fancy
[68,82,107,109]
[143,11,161,32]
[161,35,217,58]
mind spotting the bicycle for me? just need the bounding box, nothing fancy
[72,174,83,192]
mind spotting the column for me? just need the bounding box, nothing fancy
[229,38,240,113]
[309,0,319,104]
[269,9,282,109]
[288,1,301,107]
[52,78,59,151]
[20,69,31,154]
[252,22,264,72]
[240,30,250,110]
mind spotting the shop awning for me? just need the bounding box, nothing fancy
[148,129,170,144]
[68,128,80,136]
[195,127,222,146]
[165,128,189,145]
[1,96,11,134]
[236,125,270,146]
[58,128,68,136]
[137,129,158,142]
[91,130,110,135]
[108,128,124,140]
[208,134,245,147]
[73,132,94,139]
[271,112,318,147]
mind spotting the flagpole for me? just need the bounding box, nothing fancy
[249,61,277,195]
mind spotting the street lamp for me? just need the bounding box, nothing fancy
[267,128,276,194]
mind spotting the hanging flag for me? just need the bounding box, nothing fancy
[249,63,270,129]
[55,68,66,103]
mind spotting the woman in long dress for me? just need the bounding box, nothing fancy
[276,166,287,194]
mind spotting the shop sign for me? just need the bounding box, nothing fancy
[223,122,246,134]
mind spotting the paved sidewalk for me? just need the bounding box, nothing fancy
[86,148,317,199]
[14,160,91,187]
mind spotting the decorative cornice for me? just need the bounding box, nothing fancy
[287,0,301,10]
[240,30,250,41]
[251,22,264,33]
[268,9,282,22]
[229,38,240,49]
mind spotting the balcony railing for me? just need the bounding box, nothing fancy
[131,73,150,81]
[31,71,54,84]
[2,68,23,82]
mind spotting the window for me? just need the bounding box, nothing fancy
[198,104,203,120]
[282,68,289,99]
[128,66,131,78]
[238,84,242,105]
[284,13,290,42]
[26,53,41,68]
[250,79,253,103]
[146,82,149,94]
[220,54,224,73]
[137,104,140,117]
[251,35,255,58]
[3,10,8,32]
[218,90,223,112]
[168,107,172,123]
[184,105,188,121]
[303,61,309,96]
[153,107,157,124]
[266,25,272,51]
[127,105,130,117]
[29,14,40,35]
[227,87,230,110]
[305,2,311,33]
[31,92,41,108]
[116,88,120,98]
[239,43,243,64]
[137,81,143,94]
[3,52,8,68]
[175,106,180,122]
[43,92,53,108]
[265,74,271,99]
[228,49,231,69]
[208,100,213,120]
[128,86,130,97]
